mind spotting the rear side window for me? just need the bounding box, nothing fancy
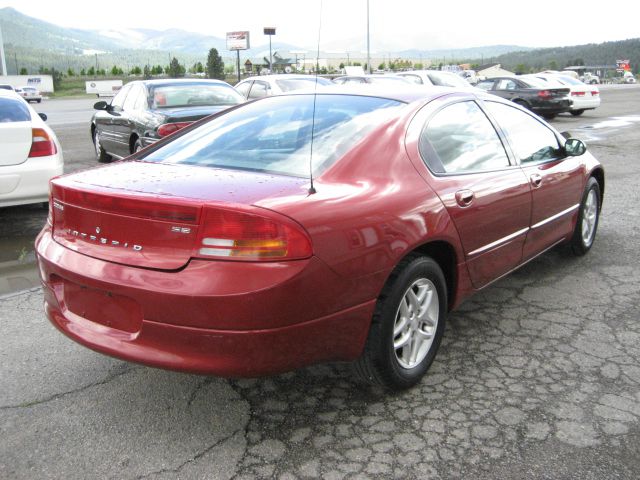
[0,97,31,122]
[419,101,510,174]
[144,94,405,177]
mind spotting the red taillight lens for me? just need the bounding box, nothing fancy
[29,128,57,158]
[591,90,599,96]
[195,207,312,261]
[537,90,552,99]
[571,91,586,97]
[157,122,194,137]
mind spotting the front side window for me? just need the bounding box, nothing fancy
[400,74,423,85]
[248,81,270,99]
[143,94,405,177]
[419,101,510,174]
[235,81,252,98]
[485,101,561,163]
[110,84,131,110]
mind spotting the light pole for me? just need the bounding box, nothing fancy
[264,27,276,73]
[0,23,7,76]
[366,0,371,74]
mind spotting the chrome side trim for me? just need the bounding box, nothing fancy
[531,204,580,230]
[468,227,529,257]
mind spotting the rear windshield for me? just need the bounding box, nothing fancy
[143,94,405,177]
[150,83,244,108]
[274,77,333,92]
[0,97,31,122]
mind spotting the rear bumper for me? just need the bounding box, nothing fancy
[35,228,375,376]
[0,154,63,207]
[531,99,573,114]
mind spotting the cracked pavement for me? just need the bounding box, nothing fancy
[1,88,640,479]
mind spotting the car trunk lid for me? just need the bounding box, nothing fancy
[0,122,31,166]
[50,161,309,270]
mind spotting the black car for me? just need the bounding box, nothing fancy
[476,76,572,119]
[91,79,244,162]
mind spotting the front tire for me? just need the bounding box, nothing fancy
[568,177,601,256]
[354,255,447,390]
[570,110,585,116]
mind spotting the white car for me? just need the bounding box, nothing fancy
[234,74,333,100]
[19,86,43,103]
[0,89,63,207]
[396,70,476,89]
[526,74,600,116]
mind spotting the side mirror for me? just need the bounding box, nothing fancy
[38,113,47,121]
[564,138,586,157]
[94,100,109,111]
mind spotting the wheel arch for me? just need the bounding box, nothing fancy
[390,240,458,312]
[590,167,605,206]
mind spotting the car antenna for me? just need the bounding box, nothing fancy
[308,0,323,195]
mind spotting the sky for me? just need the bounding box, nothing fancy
[0,0,636,52]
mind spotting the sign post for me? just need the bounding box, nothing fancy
[226,31,250,83]
[264,27,276,73]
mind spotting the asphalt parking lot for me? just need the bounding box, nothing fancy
[1,85,640,479]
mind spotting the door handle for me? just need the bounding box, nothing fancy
[455,189,475,207]
[530,173,542,188]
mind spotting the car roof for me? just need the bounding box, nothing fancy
[239,74,330,82]
[283,83,475,104]
[137,78,232,88]
[0,88,22,99]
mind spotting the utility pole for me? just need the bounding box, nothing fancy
[0,23,8,76]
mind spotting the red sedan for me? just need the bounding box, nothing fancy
[36,86,604,390]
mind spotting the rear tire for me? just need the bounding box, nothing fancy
[353,254,447,390]
[543,113,557,120]
[93,128,112,163]
[570,110,585,116]
[568,177,601,256]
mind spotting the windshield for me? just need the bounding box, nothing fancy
[426,72,469,88]
[150,83,244,108]
[275,77,333,92]
[143,94,405,177]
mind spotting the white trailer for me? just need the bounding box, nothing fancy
[85,80,123,97]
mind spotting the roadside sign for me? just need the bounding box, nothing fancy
[227,31,250,51]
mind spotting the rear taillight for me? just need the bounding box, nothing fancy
[591,91,599,96]
[195,206,312,261]
[571,91,585,97]
[537,90,552,99]
[28,128,57,158]
[157,122,194,137]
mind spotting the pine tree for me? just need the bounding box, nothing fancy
[206,48,225,80]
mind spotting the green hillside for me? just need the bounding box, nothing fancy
[490,38,640,75]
